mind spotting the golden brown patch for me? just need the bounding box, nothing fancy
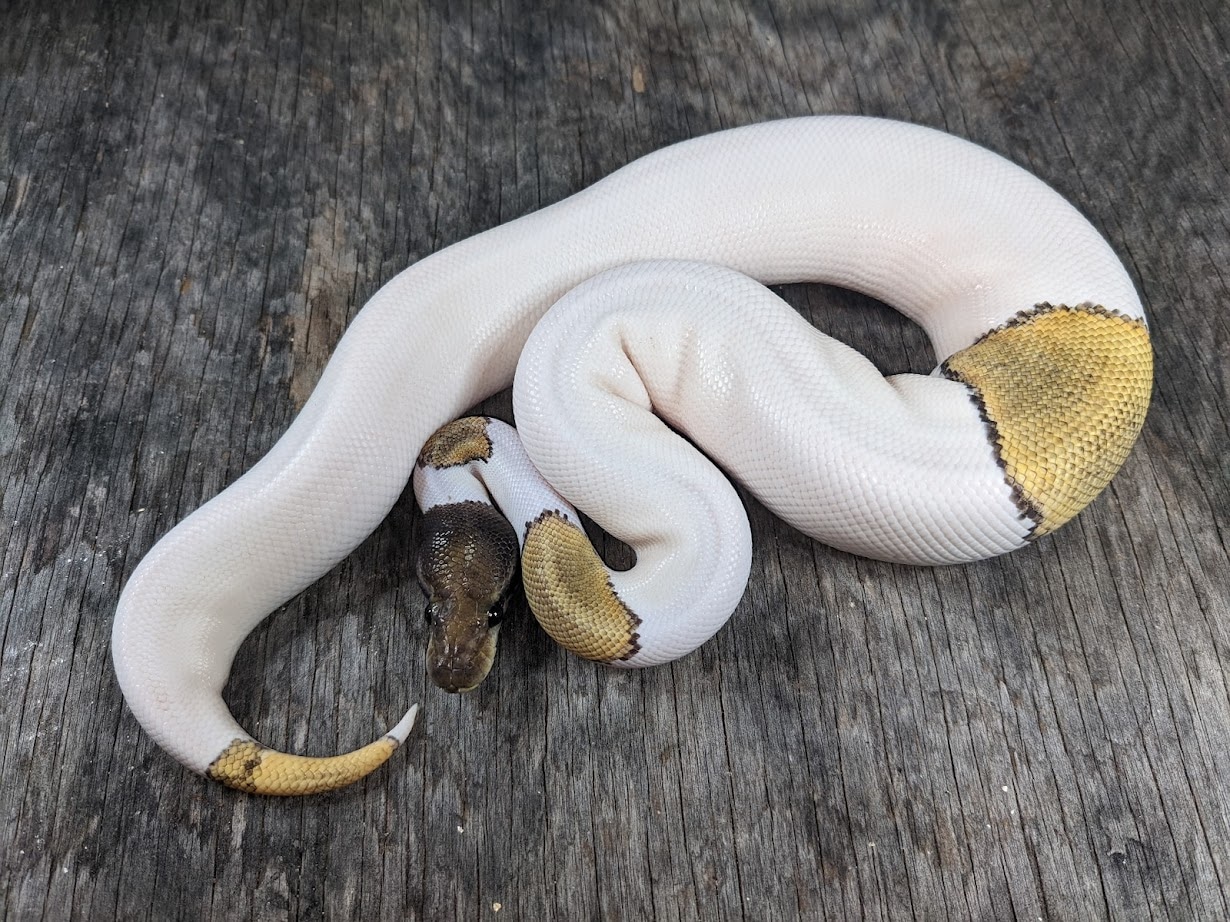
[521,511,641,662]
[417,416,494,469]
[942,303,1152,536]
[206,735,400,796]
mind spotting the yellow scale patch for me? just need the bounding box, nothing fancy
[942,303,1152,536]
[417,415,493,468]
[521,511,641,662]
[207,736,401,796]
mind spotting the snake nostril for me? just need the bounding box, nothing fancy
[429,664,465,694]
[428,649,483,694]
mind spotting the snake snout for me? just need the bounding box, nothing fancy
[426,600,500,693]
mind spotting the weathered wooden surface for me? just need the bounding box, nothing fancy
[2,0,1227,918]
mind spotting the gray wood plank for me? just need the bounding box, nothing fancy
[2,0,1227,919]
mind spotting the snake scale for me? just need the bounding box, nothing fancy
[111,116,1151,795]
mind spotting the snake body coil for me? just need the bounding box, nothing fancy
[111,116,1151,794]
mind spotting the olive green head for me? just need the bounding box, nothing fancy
[415,501,520,693]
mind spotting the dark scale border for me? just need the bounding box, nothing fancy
[935,301,1135,539]
[940,359,1046,538]
[415,415,496,470]
[525,509,643,662]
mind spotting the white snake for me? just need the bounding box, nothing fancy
[111,116,1151,795]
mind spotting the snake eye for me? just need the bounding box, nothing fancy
[423,602,434,625]
[487,601,506,627]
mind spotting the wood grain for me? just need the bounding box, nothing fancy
[2,0,1227,919]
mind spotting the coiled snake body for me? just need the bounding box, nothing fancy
[111,116,1152,795]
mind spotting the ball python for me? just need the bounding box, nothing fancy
[111,116,1152,795]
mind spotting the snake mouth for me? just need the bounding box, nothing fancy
[425,598,500,693]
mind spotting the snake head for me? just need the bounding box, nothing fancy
[415,500,520,693]
[423,596,506,693]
